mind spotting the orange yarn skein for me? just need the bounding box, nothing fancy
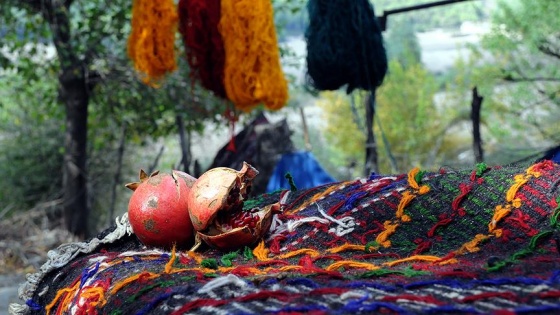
[127,0,178,87]
[219,0,289,112]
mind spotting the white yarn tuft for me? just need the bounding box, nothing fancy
[198,274,249,294]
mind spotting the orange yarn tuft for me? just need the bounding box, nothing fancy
[127,0,178,87]
[219,0,289,111]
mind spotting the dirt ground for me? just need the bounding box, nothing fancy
[0,209,79,314]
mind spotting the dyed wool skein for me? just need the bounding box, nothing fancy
[178,0,227,98]
[127,0,178,87]
[305,0,387,93]
[219,0,289,112]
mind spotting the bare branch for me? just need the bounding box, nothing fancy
[8,0,44,13]
[538,40,560,59]
[503,76,560,83]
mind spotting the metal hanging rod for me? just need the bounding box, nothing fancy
[378,0,478,31]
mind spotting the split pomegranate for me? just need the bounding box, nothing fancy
[126,169,196,249]
[188,162,279,251]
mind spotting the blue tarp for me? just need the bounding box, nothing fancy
[266,151,337,192]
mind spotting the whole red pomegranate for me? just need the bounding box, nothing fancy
[126,169,196,249]
[188,162,279,251]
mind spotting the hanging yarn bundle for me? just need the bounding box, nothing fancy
[305,0,387,93]
[219,0,289,112]
[178,0,227,98]
[127,0,178,87]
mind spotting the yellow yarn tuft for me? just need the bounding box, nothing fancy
[325,260,379,272]
[456,233,489,254]
[489,205,512,232]
[253,240,271,261]
[327,243,366,254]
[407,167,421,190]
[127,0,178,87]
[164,245,177,274]
[277,248,321,259]
[383,255,442,267]
[375,220,399,248]
[396,191,415,221]
[219,0,289,111]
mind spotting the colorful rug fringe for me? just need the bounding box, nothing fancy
[11,161,560,314]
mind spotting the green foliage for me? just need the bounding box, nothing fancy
[317,92,366,178]
[0,72,62,212]
[443,0,560,165]
[317,58,454,174]
[375,60,445,172]
[0,0,229,229]
[385,17,422,68]
[273,0,307,39]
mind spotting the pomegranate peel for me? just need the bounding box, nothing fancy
[196,202,280,251]
[188,162,277,251]
[188,162,258,231]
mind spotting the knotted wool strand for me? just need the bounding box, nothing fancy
[219,0,289,112]
[178,0,227,98]
[305,0,387,93]
[127,0,178,87]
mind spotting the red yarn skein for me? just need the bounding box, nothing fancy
[178,0,226,98]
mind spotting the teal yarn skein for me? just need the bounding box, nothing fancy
[305,0,387,94]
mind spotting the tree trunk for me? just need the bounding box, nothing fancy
[176,113,191,173]
[471,87,484,163]
[364,92,379,176]
[47,1,90,237]
[109,124,127,226]
[61,68,89,237]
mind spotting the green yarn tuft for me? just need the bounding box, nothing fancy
[220,251,239,267]
[201,258,218,270]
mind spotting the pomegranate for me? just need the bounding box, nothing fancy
[188,162,279,251]
[125,169,196,249]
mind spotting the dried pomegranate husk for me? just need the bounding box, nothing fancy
[188,162,277,251]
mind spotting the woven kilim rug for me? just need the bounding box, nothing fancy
[10,161,560,315]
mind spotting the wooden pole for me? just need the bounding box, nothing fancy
[299,106,312,151]
[471,87,484,163]
[364,92,379,176]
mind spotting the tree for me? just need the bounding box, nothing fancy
[0,1,225,237]
[317,91,366,178]
[375,60,445,171]
[442,0,560,164]
[385,17,422,68]
[1,0,307,235]
[317,58,452,174]
[1,1,96,237]
[481,0,560,142]
[0,70,63,213]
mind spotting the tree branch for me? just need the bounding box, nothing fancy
[503,76,560,83]
[538,40,560,60]
[10,0,44,13]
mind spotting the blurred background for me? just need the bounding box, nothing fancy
[0,1,559,304]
